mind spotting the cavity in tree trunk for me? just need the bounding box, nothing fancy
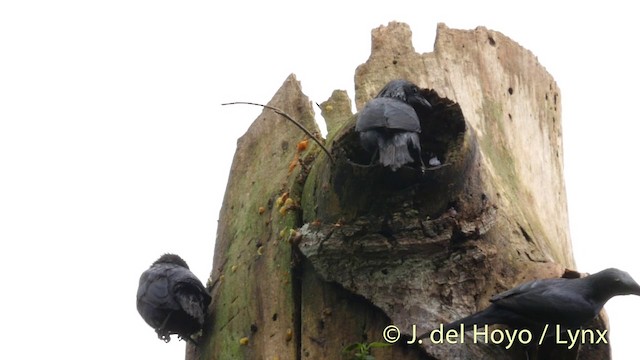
[189,22,609,360]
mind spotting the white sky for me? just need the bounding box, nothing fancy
[1,1,638,359]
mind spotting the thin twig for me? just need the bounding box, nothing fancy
[221,101,334,163]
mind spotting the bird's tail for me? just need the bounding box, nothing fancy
[417,307,498,340]
[378,132,421,171]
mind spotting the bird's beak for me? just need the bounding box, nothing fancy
[416,96,432,109]
[626,276,640,295]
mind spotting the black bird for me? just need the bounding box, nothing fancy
[137,253,211,343]
[356,79,432,172]
[419,268,640,340]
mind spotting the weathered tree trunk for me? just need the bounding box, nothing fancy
[190,22,610,360]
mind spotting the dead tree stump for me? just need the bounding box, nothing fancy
[191,22,610,360]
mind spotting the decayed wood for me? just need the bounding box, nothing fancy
[192,74,317,360]
[193,23,609,360]
[299,22,608,359]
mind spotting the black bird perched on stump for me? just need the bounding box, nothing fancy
[137,253,211,344]
[418,268,640,340]
[356,79,432,172]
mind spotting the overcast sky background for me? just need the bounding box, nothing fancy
[1,1,639,359]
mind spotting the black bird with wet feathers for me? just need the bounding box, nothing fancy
[356,79,432,171]
[418,268,640,340]
[137,253,211,344]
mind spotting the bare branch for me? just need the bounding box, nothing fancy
[221,102,334,163]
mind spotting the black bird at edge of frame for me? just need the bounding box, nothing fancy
[417,268,640,342]
[137,253,212,345]
[355,79,434,173]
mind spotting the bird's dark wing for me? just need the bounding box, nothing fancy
[356,98,420,132]
[137,265,181,310]
[175,289,207,323]
[170,267,211,321]
[490,278,566,302]
[491,278,596,326]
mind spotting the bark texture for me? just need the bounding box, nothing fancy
[191,22,610,360]
[191,74,317,360]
